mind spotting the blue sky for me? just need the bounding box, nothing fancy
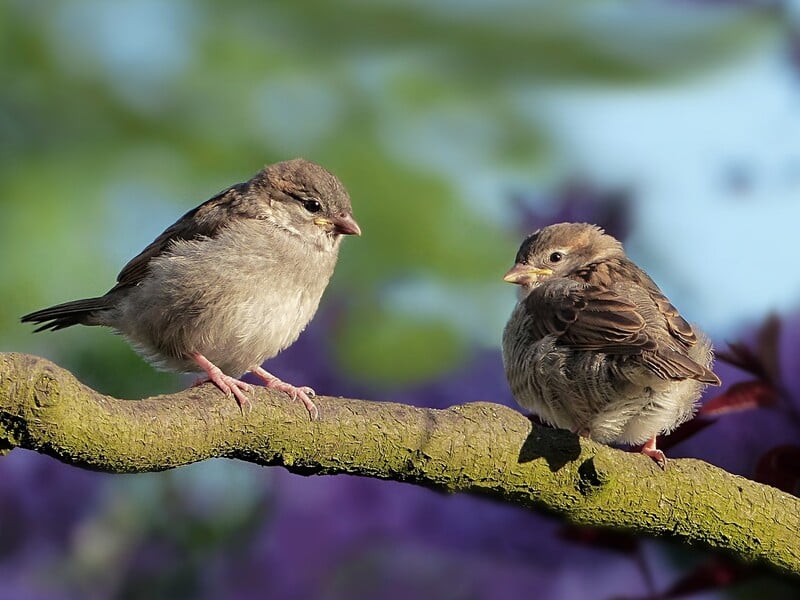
[537,39,800,336]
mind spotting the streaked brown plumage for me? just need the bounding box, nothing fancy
[21,159,360,418]
[501,222,720,467]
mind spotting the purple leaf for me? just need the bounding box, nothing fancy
[558,526,639,555]
[717,315,782,386]
[698,381,778,417]
[660,558,751,598]
[657,418,716,451]
[755,445,800,496]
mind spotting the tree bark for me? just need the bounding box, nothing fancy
[1,352,798,577]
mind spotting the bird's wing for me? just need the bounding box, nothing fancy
[525,281,719,384]
[650,291,697,347]
[111,182,252,291]
[625,262,698,347]
[526,282,654,353]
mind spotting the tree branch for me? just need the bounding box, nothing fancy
[2,352,798,576]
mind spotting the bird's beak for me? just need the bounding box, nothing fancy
[503,264,553,285]
[314,214,362,236]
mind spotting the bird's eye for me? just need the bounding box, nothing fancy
[302,199,322,213]
[549,252,564,263]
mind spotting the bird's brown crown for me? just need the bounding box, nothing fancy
[241,158,360,239]
[515,222,625,273]
[253,158,353,216]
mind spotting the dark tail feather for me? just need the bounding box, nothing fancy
[646,348,721,386]
[21,297,110,332]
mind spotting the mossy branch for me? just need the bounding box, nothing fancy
[1,352,799,577]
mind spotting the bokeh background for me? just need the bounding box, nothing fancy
[2,1,800,598]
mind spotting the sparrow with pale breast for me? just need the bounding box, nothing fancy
[22,158,360,418]
[502,222,720,467]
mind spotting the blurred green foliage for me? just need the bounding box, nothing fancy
[2,3,791,599]
[0,0,776,395]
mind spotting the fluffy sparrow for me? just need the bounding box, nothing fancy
[502,222,720,467]
[22,158,360,418]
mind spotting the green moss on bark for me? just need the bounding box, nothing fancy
[2,352,799,577]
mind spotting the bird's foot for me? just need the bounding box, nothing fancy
[572,426,592,438]
[252,366,318,420]
[640,436,667,470]
[190,352,253,412]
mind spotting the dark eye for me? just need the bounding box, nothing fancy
[302,199,322,213]
[549,252,563,263]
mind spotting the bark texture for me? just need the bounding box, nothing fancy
[1,352,798,576]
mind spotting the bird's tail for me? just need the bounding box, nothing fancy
[21,297,111,332]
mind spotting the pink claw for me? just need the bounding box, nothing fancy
[252,366,319,420]
[190,352,253,412]
[641,436,667,470]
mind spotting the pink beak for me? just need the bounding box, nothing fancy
[332,214,362,236]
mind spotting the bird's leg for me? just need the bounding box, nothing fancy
[640,436,667,470]
[251,366,318,420]
[190,352,253,412]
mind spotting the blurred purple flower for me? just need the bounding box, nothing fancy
[511,180,631,241]
[5,180,800,599]
[0,450,104,600]
[211,472,654,600]
[675,314,800,476]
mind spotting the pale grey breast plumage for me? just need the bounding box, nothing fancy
[502,223,719,445]
[23,158,357,377]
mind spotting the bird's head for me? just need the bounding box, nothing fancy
[503,222,624,289]
[252,158,361,249]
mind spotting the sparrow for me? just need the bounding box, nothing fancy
[21,158,360,419]
[501,222,720,467]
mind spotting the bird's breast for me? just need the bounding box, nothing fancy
[117,222,339,374]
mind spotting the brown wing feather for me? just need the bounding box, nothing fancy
[651,294,697,347]
[609,259,698,347]
[526,281,719,384]
[644,347,720,384]
[525,283,655,354]
[111,182,251,291]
